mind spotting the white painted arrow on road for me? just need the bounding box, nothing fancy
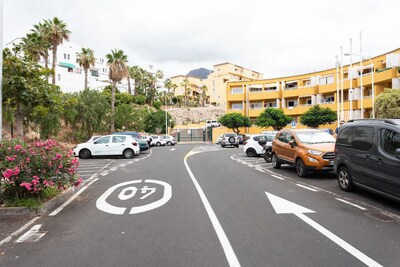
[265,192,382,267]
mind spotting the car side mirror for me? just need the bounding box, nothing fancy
[289,140,296,148]
[396,148,400,159]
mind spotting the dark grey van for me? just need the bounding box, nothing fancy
[334,119,400,202]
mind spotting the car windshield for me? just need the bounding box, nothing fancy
[295,131,335,144]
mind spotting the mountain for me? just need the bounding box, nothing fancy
[186,68,213,79]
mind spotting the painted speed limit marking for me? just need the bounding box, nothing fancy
[96,180,172,215]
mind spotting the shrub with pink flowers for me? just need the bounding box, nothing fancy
[0,139,81,206]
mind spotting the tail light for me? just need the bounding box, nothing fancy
[244,141,248,145]
[132,142,138,146]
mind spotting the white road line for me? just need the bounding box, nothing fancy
[335,198,367,210]
[271,174,284,180]
[185,151,240,267]
[49,186,88,216]
[296,184,318,192]
[256,168,265,173]
[0,216,41,246]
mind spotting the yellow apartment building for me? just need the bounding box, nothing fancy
[169,75,205,102]
[226,48,400,132]
[169,63,263,107]
[205,62,263,107]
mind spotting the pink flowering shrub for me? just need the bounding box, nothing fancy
[0,139,81,201]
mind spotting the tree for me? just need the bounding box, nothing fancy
[144,110,172,134]
[218,113,251,134]
[375,88,400,118]
[76,48,96,90]
[200,85,208,106]
[44,17,71,85]
[299,105,337,128]
[255,108,292,131]
[180,78,190,107]
[2,47,57,138]
[26,22,51,68]
[106,49,129,132]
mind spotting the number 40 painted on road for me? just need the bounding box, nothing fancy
[96,180,172,215]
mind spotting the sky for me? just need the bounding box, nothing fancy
[2,0,399,79]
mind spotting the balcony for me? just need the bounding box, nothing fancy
[283,105,310,116]
[282,86,317,98]
[248,109,263,118]
[374,68,397,83]
[356,96,373,109]
[319,102,337,111]
[227,93,244,101]
[227,109,244,116]
[318,83,337,94]
[248,90,282,101]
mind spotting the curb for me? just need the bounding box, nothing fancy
[0,187,76,217]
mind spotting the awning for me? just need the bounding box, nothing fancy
[59,62,76,68]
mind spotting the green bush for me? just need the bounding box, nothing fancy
[0,139,82,207]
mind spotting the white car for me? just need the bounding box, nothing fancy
[73,135,140,159]
[150,135,166,146]
[161,135,177,146]
[243,134,275,157]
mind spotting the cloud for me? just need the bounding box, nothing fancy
[3,0,400,78]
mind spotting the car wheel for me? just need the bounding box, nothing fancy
[221,144,225,148]
[264,148,273,163]
[272,153,281,169]
[156,142,161,146]
[338,166,355,191]
[228,137,235,144]
[79,149,91,159]
[246,148,257,157]
[167,141,172,146]
[235,145,239,148]
[296,158,307,177]
[123,148,135,159]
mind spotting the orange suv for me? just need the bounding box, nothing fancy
[271,129,335,177]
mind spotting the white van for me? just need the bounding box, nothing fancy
[206,120,220,127]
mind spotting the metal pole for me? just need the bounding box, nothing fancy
[340,47,344,121]
[0,0,3,141]
[336,55,340,127]
[165,91,167,135]
[359,31,363,119]
[349,38,353,121]
[371,60,375,118]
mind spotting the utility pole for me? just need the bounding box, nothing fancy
[0,0,3,141]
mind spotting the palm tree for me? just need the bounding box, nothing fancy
[76,48,96,90]
[129,66,145,95]
[106,49,129,132]
[24,22,51,68]
[45,17,71,85]
[180,78,191,107]
[200,85,208,106]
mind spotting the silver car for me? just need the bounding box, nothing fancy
[220,133,239,148]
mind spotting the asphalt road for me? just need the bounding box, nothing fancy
[0,144,399,266]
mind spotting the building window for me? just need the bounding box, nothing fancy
[250,102,262,109]
[63,53,67,59]
[67,54,70,60]
[285,81,298,90]
[231,87,243,94]
[264,102,277,108]
[287,100,297,107]
[91,70,99,77]
[319,75,334,85]
[264,85,277,91]
[232,103,243,110]
[58,74,61,81]
[249,87,262,92]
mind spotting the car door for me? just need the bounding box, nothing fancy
[253,135,265,154]
[109,136,128,155]
[375,127,400,197]
[349,126,376,187]
[91,136,111,156]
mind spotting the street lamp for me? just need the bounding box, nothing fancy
[344,53,375,119]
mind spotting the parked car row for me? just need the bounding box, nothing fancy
[74,132,177,159]
[242,119,400,203]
